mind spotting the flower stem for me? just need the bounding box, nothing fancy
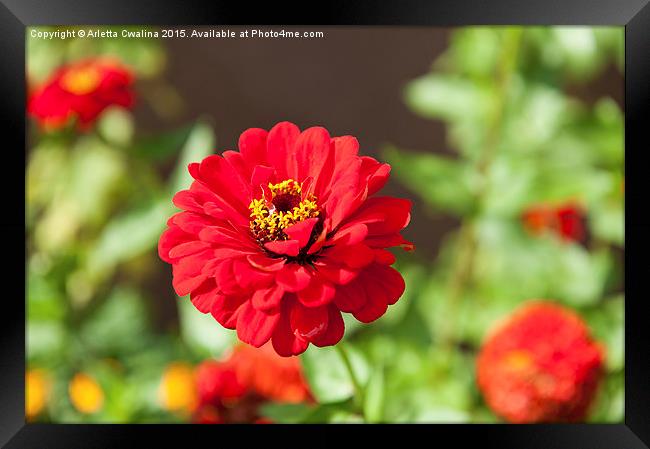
[440,28,523,350]
[335,343,365,415]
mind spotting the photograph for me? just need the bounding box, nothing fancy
[24,25,625,426]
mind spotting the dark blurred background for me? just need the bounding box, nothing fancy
[154,27,622,258]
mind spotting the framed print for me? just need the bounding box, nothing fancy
[1,0,648,447]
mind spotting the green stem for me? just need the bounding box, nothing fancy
[335,343,364,415]
[440,28,523,350]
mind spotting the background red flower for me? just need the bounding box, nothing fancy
[521,201,586,243]
[28,57,134,130]
[476,301,604,423]
[193,343,311,423]
[159,121,413,356]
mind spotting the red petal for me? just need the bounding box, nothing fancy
[211,294,247,329]
[238,127,268,167]
[264,239,300,257]
[290,303,329,341]
[172,211,216,235]
[294,126,331,185]
[171,249,213,296]
[202,199,249,228]
[276,264,312,292]
[168,241,211,259]
[233,258,274,290]
[271,299,310,357]
[307,227,328,255]
[213,247,255,260]
[322,159,365,230]
[360,156,391,196]
[247,254,286,272]
[190,279,219,313]
[172,190,204,213]
[197,155,251,214]
[251,165,276,192]
[158,226,193,263]
[311,305,345,347]
[199,225,256,250]
[236,301,280,347]
[296,277,336,307]
[351,264,405,322]
[333,281,367,313]
[374,249,397,265]
[352,292,388,323]
[284,218,319,249]
[266,121,300,180]
[325,243,375,269]
[251,285,285,311]
[223,150,251,181]
[314,260,358,285]
[374,265,406,306]
[364,233,415,251]
[316,136,359,196]
[347,197,412,235]
[327,223,368,246]
[212,259,241,295]
[332,136,359,160]
[188,162,200,179]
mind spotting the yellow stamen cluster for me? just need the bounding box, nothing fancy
[249,179,320,244]
[268,179,302,196]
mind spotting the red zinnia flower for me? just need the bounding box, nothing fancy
[28,57,134,131]
[521,201,586,243]
[193,343,312,423]
[476,301,604,423]
[159,121,413,356]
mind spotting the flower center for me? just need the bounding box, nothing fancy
[503,350,534,372]
[248,179,320,245]
[60,66,101,95]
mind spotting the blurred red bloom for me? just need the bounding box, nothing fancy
[193,343,311,423]
[521,201,586,243]
[159,121,413,356]
[476,301,604,423]
[28,57,134,131]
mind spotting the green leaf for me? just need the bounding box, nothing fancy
[67,137,126,224]
[86,198,172,276]
[411,407,471,423]
[27,272,65,322]
[97,107,134,147]
[129,124,194,161]
[177,295,235,356]
[300,345,369,404]
[585,295,624,372]
[554,246,612,307]
[501,84,571,154]
[404,74,493,123]
[169,121,216,194]
[79,287,150,355]
[27,321,66,361]
[383,146,475,215]
[446,28,501,77]
[258,402,315,424]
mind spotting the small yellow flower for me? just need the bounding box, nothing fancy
[158,362,198,413]
[69,373,104,414]
[26,369,50,420]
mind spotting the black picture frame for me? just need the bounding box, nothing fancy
[3,0,648,447]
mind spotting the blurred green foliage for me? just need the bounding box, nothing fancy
[376,26,623,424]
[26,26,623,423]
